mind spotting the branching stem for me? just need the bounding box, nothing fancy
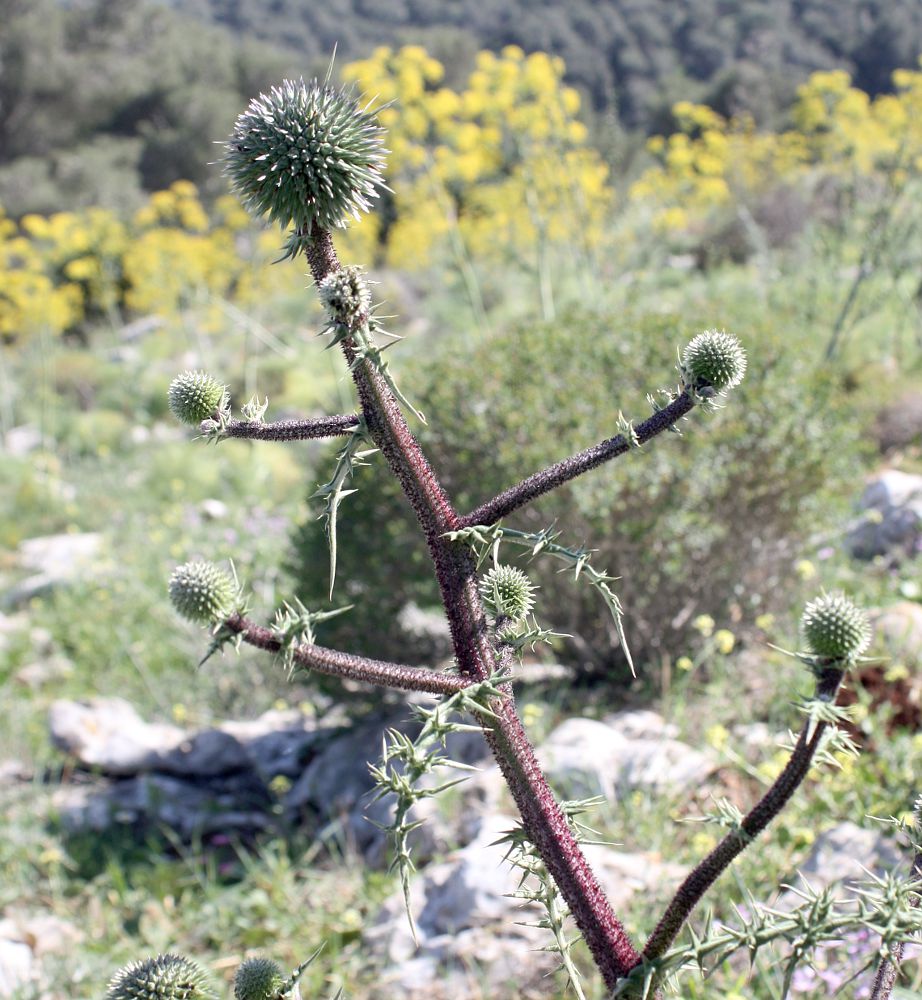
[300,226,643,990]
[224,613,466,696]
[461,391,695,527]
[869,849,922,1000]
[221,414,360,441]
[641,666,845,966]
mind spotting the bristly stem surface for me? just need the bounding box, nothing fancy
[222,414,360,441]
[641,666,845,965]
[301,226,643,989]
[225,613,467,696]
[868,848,922,1000]
[461,391,695,527]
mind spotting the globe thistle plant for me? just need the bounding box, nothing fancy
[136,74,919,1000]
[106,954,214,1000]
[680,329,747,399]
[224,77,388,238]
[234,958,284,1000]
[169,561,237,626]
[167,371,227,426]
[801,591,872,663]
[318,265,372,331]
[480,564,537,623]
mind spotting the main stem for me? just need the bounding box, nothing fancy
[303,228,641,988]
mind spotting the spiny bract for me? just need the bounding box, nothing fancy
[106,954,214,1000]
[169,561,236,625]
[234,958,284,1000]
[319,265,372,330]
[681,330,747,395]
[480,564,537,623]
[225,77,388,235]
[801,592,871,662]
[168,371,227,426]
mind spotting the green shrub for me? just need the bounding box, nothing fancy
[289,309,862,676]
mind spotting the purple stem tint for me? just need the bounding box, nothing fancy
[301,227,643,989]
[225,613,466,696]
[641,666,845,965]
[461,391,695,528]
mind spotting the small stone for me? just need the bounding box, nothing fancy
[2,426,41,457]
[199,499,229,520]
[14,655,74,690]
[0,939,32,997]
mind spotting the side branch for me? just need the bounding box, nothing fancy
[641,667,845,964]
[869,847,922,1000]
[224,613,467,696]
[461,391,695,527]
[221,414,360,441]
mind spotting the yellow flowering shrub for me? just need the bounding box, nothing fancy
[631,63,922,233]
[343,44,613,267]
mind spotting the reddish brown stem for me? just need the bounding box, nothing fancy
[302,228,642,989]
[461,391,695,528]
[225,613,466,696]
[642,667,845,965]
[222,414,359,441]
[868,848,922,1000]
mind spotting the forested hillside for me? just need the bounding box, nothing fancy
[2,0,921,216]
[170,0,922,124]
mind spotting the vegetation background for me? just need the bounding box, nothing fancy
[1,1,921,996]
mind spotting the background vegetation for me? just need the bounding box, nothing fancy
[1,8,921,998]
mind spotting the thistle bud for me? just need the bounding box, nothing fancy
[801,592,871,663]
[681,330,746,397]
[106,954,214,1000]
[318,265,372,330]
[234,958,284,1000]
[225,78,388,236]
[168,371,227,426]
[480,565,537,623]
[169,561,236,625]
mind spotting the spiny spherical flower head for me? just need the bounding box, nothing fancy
[480,565,537,623]
[106,954,215,1000]
[681,330,747,398]
[225,77,388,235]
[234,958,284,1000]
[801,592,871,663]
[168,371,227,426]
[169,561,236,625]
[319,265,372,330]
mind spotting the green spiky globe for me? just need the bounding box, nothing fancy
[106,954,214,1000]
[168,371,227,426]
[480,565,537,623]
[681,330,747,395]
[801,592,871,662]
[169,562,236,625]
[319,265,372,330]
[225,78,388,235]
[234,958,284,1000]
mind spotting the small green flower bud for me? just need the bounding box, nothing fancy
[106,954,215,1000]
[801,592,871,662]
[225,78,388,235]
[168,371,227,426]
[681,330,746,396]
[319,266,372,330]
[169,562,236,625]
[480,565,537,623]
[234,958,284,1000]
